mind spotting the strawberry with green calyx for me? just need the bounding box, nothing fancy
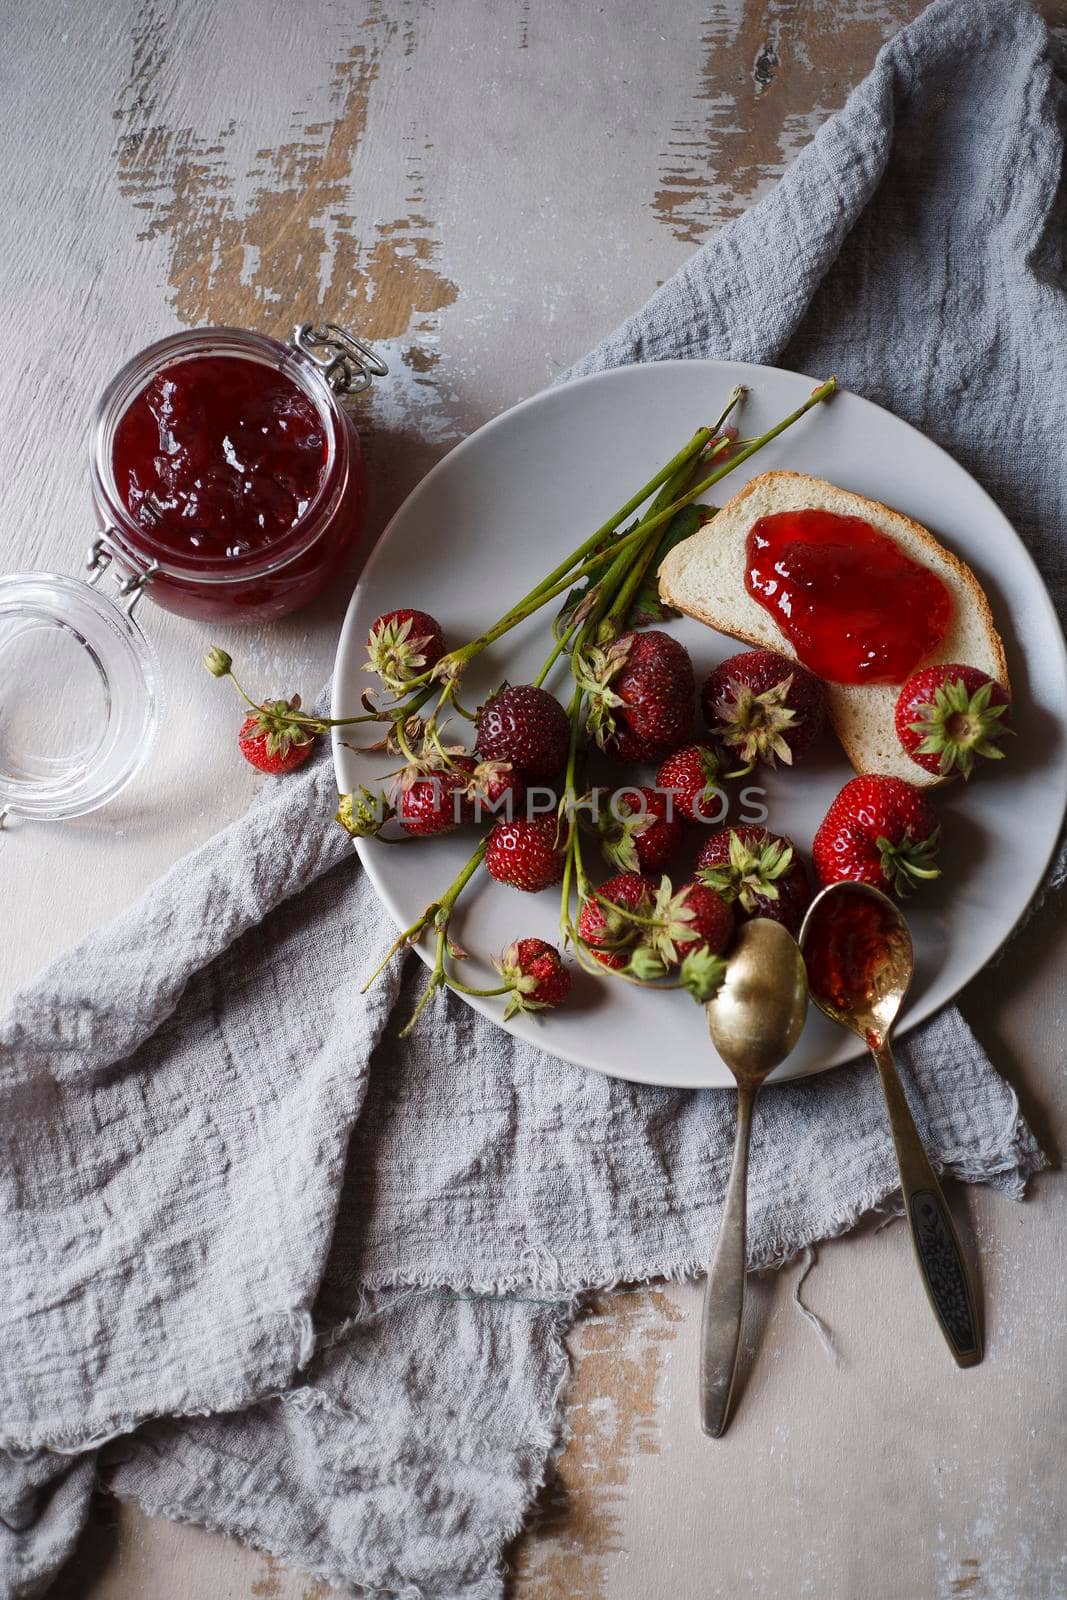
[466,759,525,820]
[204,647,234,678]
[239,698,317,774]
[624,936,730,1005]
[655,743,730,823]
[494,938,571,1019]
[895,664,1011,779]
[577,629,695,763]
[595,785,682,874]
[394,754,476,837]
[365,609,446,693]
[206,646,383,772]
[640,877,734,969]
[623,943,672,982]
[813,775,940,897]
[676,944,730,1004]
[581,876,730,1002]
[702,649,826,771]
[697,825,812,935]
[576,872,657,968]
[336,786,395,839]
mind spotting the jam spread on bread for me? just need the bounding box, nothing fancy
[744,508,953,684]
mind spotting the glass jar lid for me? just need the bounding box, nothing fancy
[0,568,158,822]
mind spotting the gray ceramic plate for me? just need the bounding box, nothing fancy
[333,360,1067,1088]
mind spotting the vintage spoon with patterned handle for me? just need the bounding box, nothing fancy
[702,917,809,1437]
[799,880,982,1368]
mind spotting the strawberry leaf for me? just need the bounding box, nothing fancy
[625,504,716,627]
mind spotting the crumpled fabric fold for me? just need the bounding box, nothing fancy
[2,1,1062,1594]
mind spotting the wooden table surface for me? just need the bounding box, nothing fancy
[5,2,1066,1596]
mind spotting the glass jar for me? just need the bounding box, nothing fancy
[0,322,386,823]
[90,323,384,624]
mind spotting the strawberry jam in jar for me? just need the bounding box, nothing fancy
[90,324,385,623]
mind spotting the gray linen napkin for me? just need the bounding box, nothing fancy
[2,0,1063,1595]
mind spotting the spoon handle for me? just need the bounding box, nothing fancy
[869,1039,983,1367]
[700,1082,757,1436]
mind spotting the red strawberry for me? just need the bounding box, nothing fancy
[476,684,570,782]
[612,876,733,1000]
[656,744,730,823]
[696,825,812,935]
[366,609,446,692]
[495,938,571,1019]
[650,878,733,1001]
[577,872,656,969]
[634,877,734,966]
[466,759,525,820]
[596,785,682,873]
[486,815,564,891]
[238,697,317,774]
[895,664,1011,779]
[397,756,476,837]
[580,629,695,762]
[813,776,941,896]
[702,649,826,769]
[671,880,734,958]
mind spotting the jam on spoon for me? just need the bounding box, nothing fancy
[745,508,953,685]
[801,886,910,1046]
[112,354,329,563]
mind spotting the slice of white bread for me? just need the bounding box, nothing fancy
[657,470,1009,788]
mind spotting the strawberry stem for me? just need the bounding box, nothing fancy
[604,447,724,630]
[210,657,383,733]
[445,978,511,999]
[490,424,716,616]
[353,382,837,747]
[601,387,743,632]
[557,683,588,946]
[448,379,835,681]
[427,519,677,675]
[373,837,489,1031]
[364,835,487,995]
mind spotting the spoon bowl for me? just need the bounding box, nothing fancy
[700,918,809,1436]
[799,880,913,1048]
[706,918,810,1080]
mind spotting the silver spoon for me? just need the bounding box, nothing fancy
[702,918,809,1437]
[799,880,982,1367]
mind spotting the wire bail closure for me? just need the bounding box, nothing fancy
[290,323,389,395]
[86,530,158,616]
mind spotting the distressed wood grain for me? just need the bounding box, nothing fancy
[114,13,458,344]
[654,0,918,240]
[511,1289,684,1598]
[4,0,1067,1597]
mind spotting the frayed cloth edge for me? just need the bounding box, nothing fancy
[108,1298,580,1600]
[1,1118,1045,1457]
